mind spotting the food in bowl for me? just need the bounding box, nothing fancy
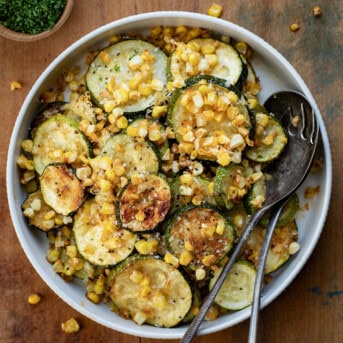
[15,24,307,328]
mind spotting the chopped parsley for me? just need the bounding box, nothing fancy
[0,0,67,35]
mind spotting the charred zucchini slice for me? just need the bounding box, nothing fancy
[73,199,136,267]
[209,260,256,310]
[101,134,160,177]
[86,39,168,114]
[244,178,267,214]
[245,112,288,162]
[168,78,251,161]
[117,174,171,232]
[107,255,192,327]
[32,114,92,175]
[40,164,84,216]
[243,220,299,274]
[21,189,64,231]
[169,38,245,87]
[165,204,235,270]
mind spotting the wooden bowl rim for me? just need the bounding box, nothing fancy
[0,0,74,42]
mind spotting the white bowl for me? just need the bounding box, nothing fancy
[7,11,332,339]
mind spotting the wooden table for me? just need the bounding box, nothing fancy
[1,1,342,342]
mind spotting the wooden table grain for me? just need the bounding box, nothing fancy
[1,1,342,342]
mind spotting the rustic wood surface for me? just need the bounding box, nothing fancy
[1,1,342,342]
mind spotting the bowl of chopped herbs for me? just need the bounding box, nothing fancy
[0,0,73,41]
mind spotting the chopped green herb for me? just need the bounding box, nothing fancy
[128,49,139,61]
[114,65,121,72]
[0,0,67,35]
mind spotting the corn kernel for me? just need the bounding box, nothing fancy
[164,252,179,266]
[61,317,80,334]
[216,221,225,235]
[109,34,121,44]
[312,6,322,17]
[17,155,34,170]
[179,251,193,266]
[10,81,22,91]
[138,84,153,96]
[201,225,216,239]
[180,173,193,185]
[129,270,144,283]
[135,210,146,222]
[195,268,206,280]
[152,292,167,309]
[126,126,139,137]
[99,51,111,64]
[28,293,41,305]
[66,245,78,258]
[104,100,116,113]
[151,105,167,118]
[290,23,300,32]
[116,116,128,129]
[148,129,161,142]
[217,150,231,166]
[208,181,214,196]
[44,210,56,220]
[184,240,195,252]
[262,133,274,145]
[208,3,223,17]
[46,248,60,263]
[202,254,216,266]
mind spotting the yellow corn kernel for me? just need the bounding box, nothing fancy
[151,105,167,118]
[61,317,81,333]
[21,139,33,153]
[148,129,161,142]
[131,173,142,185]
[208,181,214,196]
[104,100,116,113]
[10,81,22,91]
[195,267,206,280]
[180,173,193,185]
[217,150,231,166]
[150,78,164,91]
[201,225,216,239]
[115,88,129,105]
[130,270,144,283]
[262,133,274,145]
[99,179,112,192]
[152,292,168,309]
[216,221,225,235]
[183,131,195,142]
[44,210,56,221]
[247,98,258,109]
[116,116,128,129]
[184,241,195,252]
[46,248,60,263]
[205,304,220,321]
[106,77,116,93]
[235,41,249,56]
[139,286,152,298]
[304,185,320,199]
[31,198,42,211]
[28,293,41,305]
[208,3,223,17]
[126,126,139,137]
[66,245,78,258]
[206,54,218,67]
[135,210,146,222]
[290,23,300,32]
[99,51,111,64]
[17,155,34,170]
[138,84,153,97]
[233,214,244,228]
[129,72,144,90]
[202,254,216,266]
[100,203,115,215]
[164,252,179,266]
[201,44,216,55]
[109,34,121,44]
[179,251,193,266]
[179,142,194,155]
[86,290,101,304]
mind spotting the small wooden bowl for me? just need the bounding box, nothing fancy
[0,0,74,42]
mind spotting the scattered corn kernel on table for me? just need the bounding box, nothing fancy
[1,1,342,342]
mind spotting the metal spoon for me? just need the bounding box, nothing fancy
[180,91,319,343]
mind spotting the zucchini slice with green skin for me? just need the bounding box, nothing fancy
[40,164,85,216]
[117,174,171,232]
[170,175,216,213]
[86,39,168,114]
[168,79,251,161]
[259,193,299,228]
[169,38,245,88]
[107,255,192,327]
[21,189,64,231]
[73,199,137,267]
[127,117,169,159]
[209,260,256,310]
[245,112,288,162]
[244,178,267,214]
[165,204,235,270]
[243,220,299,274]
[214,164,248,210]
[32,114,92,175]
[101,134,160,177]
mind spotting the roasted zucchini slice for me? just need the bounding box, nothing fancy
[117,174,171,232]
[165,204,235,270]
[21,189,64,231]
[86,39,168,114]
[101,134,160,177]
[32,114,92,175]
[40,164,84,216]
[245,111,288,162]
[73,199,136,267]
[168,78,251,161]
[244,178,267,214]
[243,220,299,274]
[169,38,246,88]
[107,255,192,327]
[209,260,256,310]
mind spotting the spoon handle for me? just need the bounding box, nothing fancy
[248,199,288,343]
[180,207,267,343]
